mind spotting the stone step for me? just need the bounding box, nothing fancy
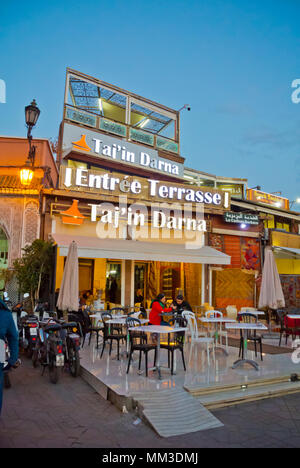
[197,380,300,409]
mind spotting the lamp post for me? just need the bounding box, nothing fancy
[20,99,40,186]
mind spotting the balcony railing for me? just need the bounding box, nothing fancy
[64,104,180,155]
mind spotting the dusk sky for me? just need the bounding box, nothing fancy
[1,0,300,202]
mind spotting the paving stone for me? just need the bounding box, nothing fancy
[2,359,300,447]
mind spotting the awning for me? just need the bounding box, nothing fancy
[273,246,300,259]
[232,200,300,222]
[51,234,231,265]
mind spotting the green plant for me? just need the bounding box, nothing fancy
[13,239,54,310]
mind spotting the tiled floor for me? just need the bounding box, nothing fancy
[80,334,299,397]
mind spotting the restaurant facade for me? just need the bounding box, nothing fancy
[42,68,239,311]
[37,68,300,313]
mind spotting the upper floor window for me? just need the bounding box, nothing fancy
[0,228,8,269]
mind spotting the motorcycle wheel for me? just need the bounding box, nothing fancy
[48,354,59,384]
[69,342,80,377]
[32,349,39,368]
[26,346,33,359]
[4,373,11,389]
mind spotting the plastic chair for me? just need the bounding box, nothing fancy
[182,311,208,341]
[126,317,156,376]
[239,313,263,361]
[226,306,238,320]
[205,310,228,351]
[100,312,127,360]
[183,312,215,365]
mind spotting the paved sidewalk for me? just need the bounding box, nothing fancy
[1,359,300,448]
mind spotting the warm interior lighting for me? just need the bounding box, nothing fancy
[19,163,34,186]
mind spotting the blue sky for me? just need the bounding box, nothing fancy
[1,0,300,201]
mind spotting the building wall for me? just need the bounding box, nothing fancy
[0,196,40,267]
[0,137,58,187]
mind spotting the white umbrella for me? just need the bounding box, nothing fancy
[259,247,285,310]
[57,241,79,312]
[258,247,285,335]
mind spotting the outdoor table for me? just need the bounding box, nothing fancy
[200,317,236,356]
[225,322,268,371]
[239,310,265,316]
[128,325,187,379]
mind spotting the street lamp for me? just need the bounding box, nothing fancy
[20,99,40,186]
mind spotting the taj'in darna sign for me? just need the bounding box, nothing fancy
[60,167,231,234]
[62,122,184,177]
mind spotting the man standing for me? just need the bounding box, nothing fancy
[0,298,19,416]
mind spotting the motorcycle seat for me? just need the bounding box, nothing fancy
[61,322,78,329]
[43,323,62,333]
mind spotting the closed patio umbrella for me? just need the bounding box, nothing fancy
[258,247,285,334]
[57,241,79,312]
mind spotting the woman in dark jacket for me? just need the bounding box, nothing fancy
[149,293,175,326]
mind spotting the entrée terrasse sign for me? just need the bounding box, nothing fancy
[62,167,230,209]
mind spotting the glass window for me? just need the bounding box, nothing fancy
[68,77,127,124]
[67,159,88,169]
[0,228,8,270]
[130,101,176,140]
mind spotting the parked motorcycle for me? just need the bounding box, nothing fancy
[32,319,64,384]
[60,321,82,377]
[19,314,39,358]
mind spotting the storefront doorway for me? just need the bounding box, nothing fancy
[79,258,94,293]
[106,261,122,305]
[134,262,147,304]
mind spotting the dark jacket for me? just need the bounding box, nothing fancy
[172,300,192,315]
[0,300,19,366]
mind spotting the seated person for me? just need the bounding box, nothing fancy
[149,293,175,326]
[172,294,192,315]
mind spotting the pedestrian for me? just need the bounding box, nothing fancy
[149,293,175,326]
[0,297,19,416]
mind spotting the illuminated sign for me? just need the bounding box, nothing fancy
[62,123,183,177]
[61,166,231,209]
[217,183,244,199]
[247,189,289,210]
[224,212,259,225]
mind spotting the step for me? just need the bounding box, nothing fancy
[185,374,293,396]
[196,380,300,410]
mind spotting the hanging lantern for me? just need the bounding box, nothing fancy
[19,160,34,186]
